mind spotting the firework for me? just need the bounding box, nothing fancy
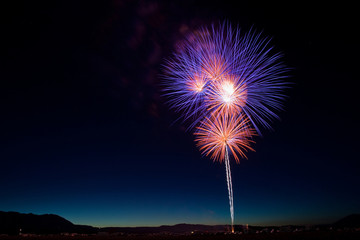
[195,113,255,232]
[194,113,255,163]
[163,22,288,233]
[206,74,248,115]
[163,23,287,133]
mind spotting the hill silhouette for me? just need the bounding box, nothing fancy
[333,214,360,228]
[100,223,229,234]
[0,211,97,235]
[1,211,360,235]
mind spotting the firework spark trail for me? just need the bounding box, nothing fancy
[225,147,234,233]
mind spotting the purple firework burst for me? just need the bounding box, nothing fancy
[162,23,288,134]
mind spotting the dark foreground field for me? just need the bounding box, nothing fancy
[1,231,360,240]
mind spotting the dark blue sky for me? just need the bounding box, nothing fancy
[1,1,359,227]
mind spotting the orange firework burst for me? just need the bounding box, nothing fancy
[186,71,207,93]
[206,75,248,115]
[194,112,255,163]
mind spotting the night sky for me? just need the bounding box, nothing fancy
[2,1,359,227]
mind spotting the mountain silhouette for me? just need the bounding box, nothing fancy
[333,214,360,228]
[0,211,97,235]
[100,223,229,234]
[1,211,360,235]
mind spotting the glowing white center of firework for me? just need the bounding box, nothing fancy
[191,78,205,93]
[195,84,203,92]
[221,81,235,103]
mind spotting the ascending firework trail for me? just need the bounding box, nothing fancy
[163,22,288,232]
[225,147,234,232]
